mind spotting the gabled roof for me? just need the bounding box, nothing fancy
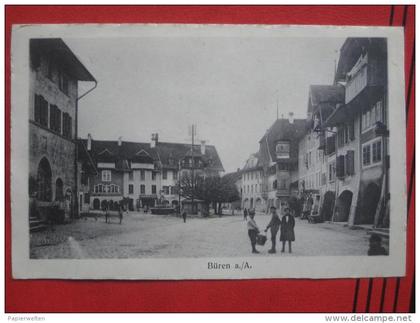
[334,38,386,83]
[30,38,96,82]
[308,85,345,123]
[223,170,243,184]
[156,142,224,171]
[77,139,224,172]
[258,118,307,166]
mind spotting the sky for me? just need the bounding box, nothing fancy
[66,35,345,173]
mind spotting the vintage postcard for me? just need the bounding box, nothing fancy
[11,24,406,279]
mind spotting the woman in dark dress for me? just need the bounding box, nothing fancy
[280,207,295,253]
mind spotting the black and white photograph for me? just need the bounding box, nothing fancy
[11,24,406,279]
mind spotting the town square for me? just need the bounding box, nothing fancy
[26,32,390,259]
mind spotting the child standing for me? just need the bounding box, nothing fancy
[247,209,260,254]
[280,207,295,253]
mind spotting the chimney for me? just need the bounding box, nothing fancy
[118,136,122,146]
[288,112,295,124]
[87,133,92,151]
[150,133,158,148]
[200,140,206,155]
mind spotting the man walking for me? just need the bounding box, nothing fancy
[265,206,281,254]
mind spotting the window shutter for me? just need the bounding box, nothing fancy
[336,156,345,179]
[34,95,41,122]
[346,150,355,175]
[349,123,355,141]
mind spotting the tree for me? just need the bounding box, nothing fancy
[177,173,240,216]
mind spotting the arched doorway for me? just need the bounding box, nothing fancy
[321,191,335,221]
[55,178,63,201]
[37,157,52,201]
[93,198,100,210]
[334,190,353,222]
[357,183,381,224]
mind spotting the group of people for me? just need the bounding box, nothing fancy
[244,206,295,254]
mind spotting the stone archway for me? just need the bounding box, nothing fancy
[321,191,335,221]
[93,198,100,210]
[357,182,381,225]
[37,157,52,201]
[334,190,353,222]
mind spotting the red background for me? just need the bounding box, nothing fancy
[5,5,415,313]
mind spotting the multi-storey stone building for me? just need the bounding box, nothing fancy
[77,134,224,212]
[241,153,264,211]
[239,38,388,230]
[29,38,96,221]
[323,37,388,227]
[257,114,307,212]
[297,85,344,220]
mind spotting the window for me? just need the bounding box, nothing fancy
[152,185,157,194]
[62,113,72,139]
[152,172,156,181]
[140,184,145,194]
[59,70,69,95]
[363,139,382,167]
[170,186,175,195]
[128,184,134,194]
[34,94,48,127]
[362,101,383,132]
[140,170,145,181]
[84,193,90,204]
[272,180,278,190]
[163,170,167,180]
[276,141,290,159]
[94,184,120,194]
[49,104,61,133]
[251,185,253,193]
[173,171,177,180]
[328,163,336,182]
[363,145,371,166]
[372,140,382,163]
[102,170,111,182]
[129,171,133,181]
[163,186,169,195]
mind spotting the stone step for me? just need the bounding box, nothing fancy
[368,229,390,239]
[30,224,47,232]
[29,217,47,232]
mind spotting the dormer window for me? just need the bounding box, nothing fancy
[276,141,290,159]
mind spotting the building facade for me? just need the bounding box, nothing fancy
[256,114,307,212]
[241,153,264,211]
[297,85,344,221]
[324,37,389,227]
[77,134,224,212]
[29,38,96,221]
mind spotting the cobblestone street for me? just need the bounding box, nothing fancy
[30,212,373,259]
